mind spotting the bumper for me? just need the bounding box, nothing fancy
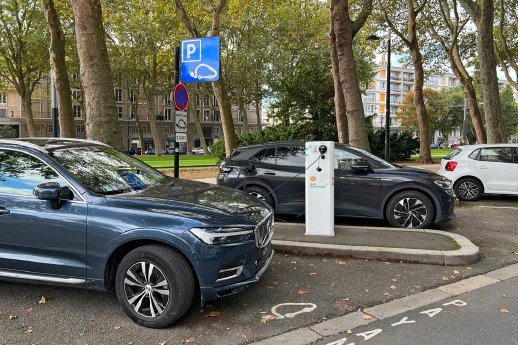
[200,247,274,301]
[435,193,456,224]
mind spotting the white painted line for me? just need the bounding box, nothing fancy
[478,205,518,210]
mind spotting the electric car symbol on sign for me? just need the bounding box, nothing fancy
[217,142,456,229]
[0,138,274,328]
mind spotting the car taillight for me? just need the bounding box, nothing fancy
[445,161,458,171]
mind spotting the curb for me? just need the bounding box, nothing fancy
[250,263,518,345]
[272,225,480,266]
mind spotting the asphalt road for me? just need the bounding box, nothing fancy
[314,276,518,345]
[1,196,518,345]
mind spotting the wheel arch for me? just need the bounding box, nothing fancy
[453,175,485,193]
[382,185,438,223]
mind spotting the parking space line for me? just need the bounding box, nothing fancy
[478,205,518,210]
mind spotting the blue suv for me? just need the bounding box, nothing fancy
[0,138,274,328]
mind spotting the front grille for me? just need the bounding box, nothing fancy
[255,213,274,248]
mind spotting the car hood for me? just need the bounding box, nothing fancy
[105,179,271,226]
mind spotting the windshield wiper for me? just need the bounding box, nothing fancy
[98,189,132,195]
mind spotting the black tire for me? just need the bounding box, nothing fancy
[386,190,434,229]
[244,185,274,209]
[454,177,483,201]
[115,245,194,328]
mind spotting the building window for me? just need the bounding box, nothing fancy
[129,90,136,103]
[365,105,375,114]
[403,85,411,92]
[390,95,397,104]
[196,95,201,107]
[213,110,220,122]
[203,109,210,122]
[237,110,244,123]
[380,105,385,112]
[380,69,386,77]
[164,108,172,121]
[73,105,82,119]
[0,109,6,118]
[390,71,398,80]
[163,126,169,134]
[71,89,81,101]
[117,106,123,119]
[76,124,85,133]
[128,125,136,133]
[380,81,386,89]
[130,106,136,119]
[380,93,386,101]
[368,81,375,89]
[115,88,123,102]
[203,95,210,107]
[213,127,220,139]
[164,93,172,105]
[213,96,218,107]
[0,93,6,104]
[48,124,53,133]
[364,93,375,102]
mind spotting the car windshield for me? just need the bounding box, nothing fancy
[51,145,168,195]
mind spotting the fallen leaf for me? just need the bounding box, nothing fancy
[362,315,373,320]
[503,295,510,299]
[181,338,195,344]
[346,329,353,334]
[25,308,33,313]
[383,292,392,296]
[240,335,248,340]
[309,272,317,276]
[260,315,277,324]
[453,270,460,274]
[441,276,450,281]
[297,290,308,295]
[206,311,221,317]
[500,308,510,313]
[336,259,346,265]
[159,341,167,345]
[114,326,121,330]
[390,285,397,289]
[466,267,472,270]
[9,315,17,320]
[39,296,48,304]
[25,326,34,333]
[392,278,397,282]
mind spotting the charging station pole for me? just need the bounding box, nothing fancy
[305,141,335,236]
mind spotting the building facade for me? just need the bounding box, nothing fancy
[0,76,264,151]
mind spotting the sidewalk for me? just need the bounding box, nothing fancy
[272,223,480,266]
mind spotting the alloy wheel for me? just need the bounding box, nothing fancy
[393,197,428,228]
[457,181,479,200]
[124,261,170,318]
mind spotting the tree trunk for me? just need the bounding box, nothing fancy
[71,0,122,149]
[21,93,36,137]
[463,80,486,144]
[411,49,433,163]
[460,0,504,143]
[41,0,75,138]
[212,81,237,156]
[329,9,348,144]
[146,53,163,156]
[255,80,262,130]
[332,0,369,151]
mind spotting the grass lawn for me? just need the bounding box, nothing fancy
[411,148,454,160]
[137,155,218,168]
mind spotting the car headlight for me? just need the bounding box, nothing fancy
[433,178,453,190]
[190,227,254,245]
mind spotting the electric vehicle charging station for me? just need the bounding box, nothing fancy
[305,141,335,236]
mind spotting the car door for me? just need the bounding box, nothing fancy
[334,147,381,217]
[474,147,518,193]
[0,149,87,279]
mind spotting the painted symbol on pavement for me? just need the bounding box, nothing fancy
[271,303,317,319]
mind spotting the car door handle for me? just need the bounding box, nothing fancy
[0,207,10,216]
[263,171,276,175]
[479,166,488,170]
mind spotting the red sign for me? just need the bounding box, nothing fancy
[174,83,189,111]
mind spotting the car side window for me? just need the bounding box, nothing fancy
[478,147,514,163]
[275,146,305,167]
[252,148,276,164]
[0,149,68,196]
[468,149,480,160]
[335,149,363,170]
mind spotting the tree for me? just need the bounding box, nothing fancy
[41,0,75,137]
[422,0,486,144]
[458,0,505,143]
[173,0,237,157]
[500,85,518,138]
[70,0,122,149]
[0,0,48,136]
[383,0,433,163]
[495,0,518,92]
[331,0,372,151]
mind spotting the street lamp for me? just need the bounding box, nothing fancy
[367,29,391,161]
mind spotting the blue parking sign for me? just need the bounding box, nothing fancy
[180,37,220,83]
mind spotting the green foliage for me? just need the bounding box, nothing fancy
[368,130,420,161]
[0,125,16,138]
[500,85,518,138]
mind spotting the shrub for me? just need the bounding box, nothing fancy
[369,130,419,161]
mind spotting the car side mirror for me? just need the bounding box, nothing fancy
[33,182,63,209]
[350,160,371,173]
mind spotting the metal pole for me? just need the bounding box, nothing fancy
[385,29,391,161]
[50,73,59,137]
[462,97,467,143]
[173,47,180,179]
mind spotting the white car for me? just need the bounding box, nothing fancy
[438,144,518,201]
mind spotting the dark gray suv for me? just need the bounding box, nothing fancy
[217,142,455,229]
[0,138,274,328]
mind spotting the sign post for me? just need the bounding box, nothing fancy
[173,47,181,178]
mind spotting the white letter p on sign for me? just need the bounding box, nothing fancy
[186,44,196,59]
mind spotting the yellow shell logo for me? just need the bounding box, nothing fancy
[310,176,316,182]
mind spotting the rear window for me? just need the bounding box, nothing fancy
[443,149,462,160]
